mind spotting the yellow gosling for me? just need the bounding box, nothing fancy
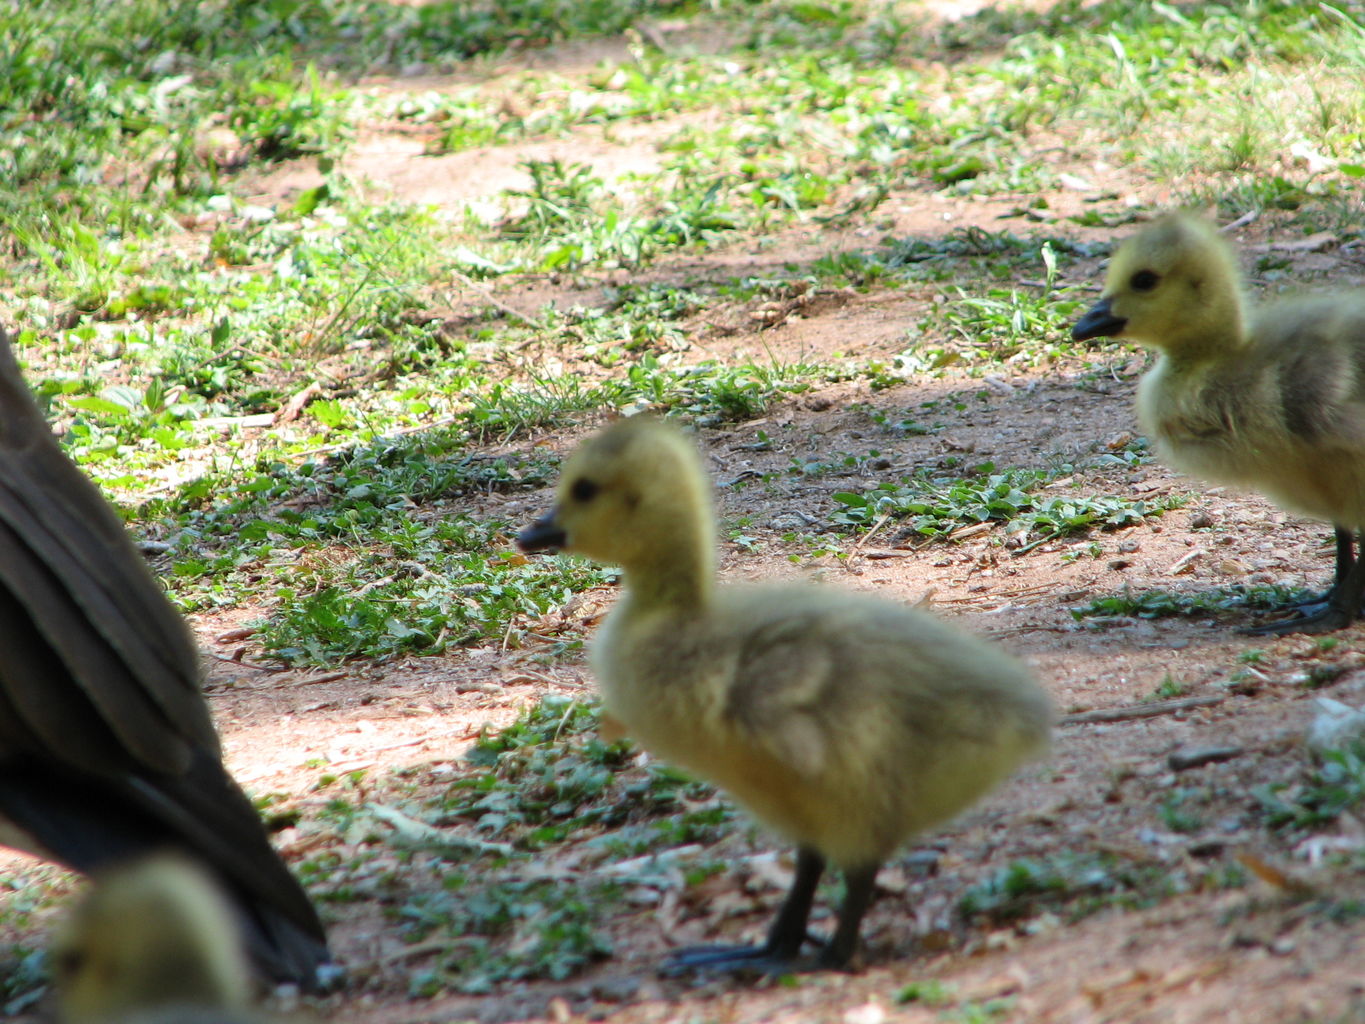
[518,417,1052,973]
[52,854,258,1024]
[1073,212,1365,633]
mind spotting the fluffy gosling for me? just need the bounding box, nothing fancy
[518,417,1052,973]
[1073,212,1365,634]
[52,854,260,1024]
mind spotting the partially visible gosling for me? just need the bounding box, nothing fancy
[52,854,258,1024]
[518,417,1052,973]
[1073,212,1365,634]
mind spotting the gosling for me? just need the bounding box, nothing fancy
[1073,212,1365,634]
[52,854,258,1024]
[518,417,1052,973]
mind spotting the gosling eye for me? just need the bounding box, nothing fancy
[1130,269,1160,292]
[569,478,599,503]
[53,948,84,980]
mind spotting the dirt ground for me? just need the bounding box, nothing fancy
[8,13,1365,1024]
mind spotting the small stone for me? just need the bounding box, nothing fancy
[770,512,813,531]
[1168,746,1244,771]
[1185,837,1228,857]
[844,1002,886,1024]
[1307,698,1365,756]
[455,681,503,694]
[903,849,942,877]
[590,976,642,1002]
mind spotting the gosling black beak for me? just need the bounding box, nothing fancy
[517,510,567,552]
[1071,297,1128,341]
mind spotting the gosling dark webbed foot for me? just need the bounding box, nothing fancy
[659,941,812,977]
[660,848,860,978]
[1243,527,1365,634]
[1266,590,1334,616]
[1242,603,1358,636]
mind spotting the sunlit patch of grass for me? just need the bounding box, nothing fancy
[141,435,598,661]
[831,464,1181,548]
[258,538,602,665]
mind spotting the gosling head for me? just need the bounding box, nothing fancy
[516,417,714,576]
[1072,212,1245,355]
[52,854,253,1024]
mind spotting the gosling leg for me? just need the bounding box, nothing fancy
[1246,527,1365,635]
[1267,527,1354,614]
[815,862,879,969]
[659,847,825,975]
[1334,526,1355,593]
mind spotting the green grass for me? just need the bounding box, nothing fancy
[831,464,1181,547]
[1158,787,1205,834]
[957,849,1191,925]
[896,980,955,1006]
[401,873,617,995]
[894,981,1015,1024]
[442,695,725,850]
[127,428,604,662]
[1147,674,1190,701]
[322,695,734,994]
[0,945,47,1016]
[0,864,80,1013]
[1257,745,1365,833]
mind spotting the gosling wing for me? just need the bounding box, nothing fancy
[725,610,838,780]
[723,594,1043,776]
[1256,297,1365,450]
